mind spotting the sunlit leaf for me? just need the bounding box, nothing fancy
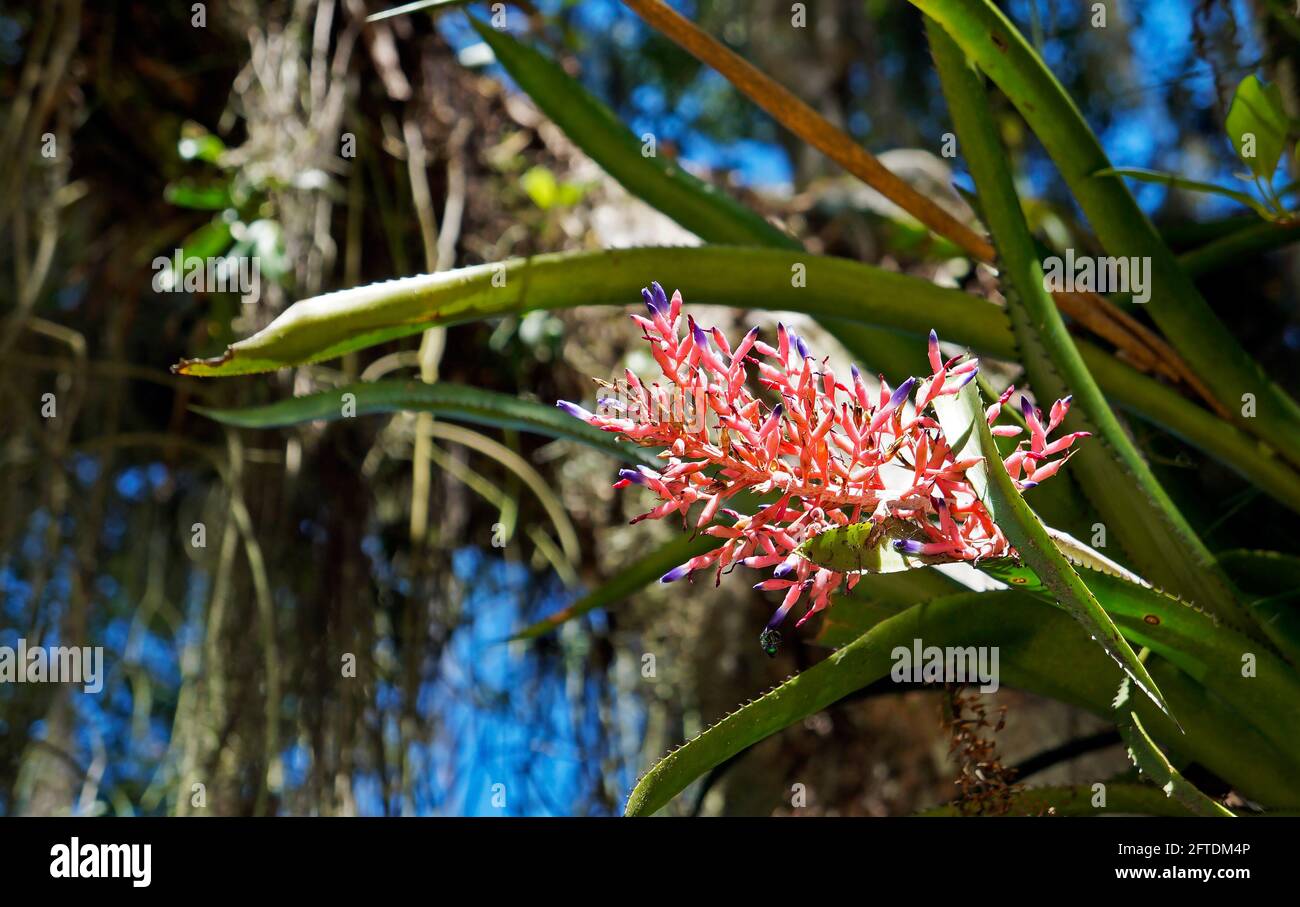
[932,384,1173,719]
[1226,75,1290,181]
[1112,676,1235,817]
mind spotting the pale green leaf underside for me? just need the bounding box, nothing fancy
[172,247,1005,377]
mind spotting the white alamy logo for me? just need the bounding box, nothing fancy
[152,249,261,303]
[50,838,151,888]
[890,639,1000,693]
[1042,249,1151,303]
[0,638,103,693]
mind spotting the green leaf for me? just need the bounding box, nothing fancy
[1219,548,1300,595]
[1218,549,1300,665]
[467,16,797,250]
[926,20,1253,631]
[194,379,660,467]
[814,533,1292,732]
[935,384,1173,719]
[175,219,234,263]
[1226,75,1290,181]
[171,244,1300,518]
[914,0,1300,471]
[1112,675,1235,817]
[978,555,1300,758]
[1178,220,1300,279]
[1080,348,1300,516]
[798,476,1300,755]
[625,588,1299,815]
[1094,167,1275,220]
[466,12,923,382]
[625,590,1029,816]
[170,246,1009,377]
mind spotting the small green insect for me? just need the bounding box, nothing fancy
[759,627,782,657]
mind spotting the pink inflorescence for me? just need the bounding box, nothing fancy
[557,283,1087,646]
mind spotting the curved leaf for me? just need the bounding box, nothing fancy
[625,590,1298,815]
[1095,168,1273,220]
[1219,549,1300,664]
[978,557,1300,759]
[934,383,1172,718]
[467,17,797,250]
[796,395,1300,746]
[194,379,659,466]
[1113,675,1235,817]
[927,20,1250,630]
[1226,75,1289,181]
[1081,349,1300,516]
[172,247,1007,377]
[172,245,1300,517]
[1178,220,1300,278]
[913,0,1300,469]
[811,535,1295,738]
[467,15,925,382]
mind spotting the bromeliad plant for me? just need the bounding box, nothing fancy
[558,284,1085,650]
[184,0,1300,816]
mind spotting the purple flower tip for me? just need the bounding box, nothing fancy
[773,561,794,578]
[1019,395,1034,418]
[929,329,938,345]
[888,376,917,410]
[640,287,660,315]
[660,564,691,583]
[771,402,784,419]
[618,468,646,485]
[1020,481,1039,489]
[893,539,925,554]
[650,281,669,310]
[556,400,592,420]
[692,321,709,346]
[850,363,862,382]
[746,325,760,339]
[794,333,810,359]
[954,368,978,389]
